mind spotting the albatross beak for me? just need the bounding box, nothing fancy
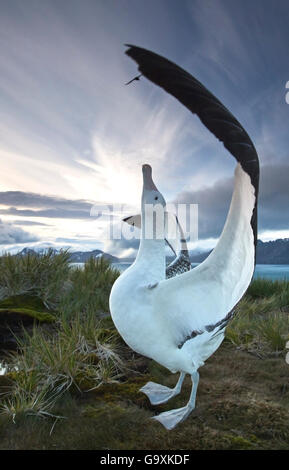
[142,164,158,190]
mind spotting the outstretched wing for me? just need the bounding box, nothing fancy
[125,45,259,346]
[125,45,259,245]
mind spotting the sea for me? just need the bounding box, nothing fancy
[69,262,289,281]
[110,262,289,281]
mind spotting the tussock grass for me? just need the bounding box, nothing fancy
[226,278,289,353]
[60,257,119,318]
[0,313,125,422]
[257,313,289,351]
[0,251,119,317]
[1,260,289,449]
[0,251,123,422]
[0,249,71,309]
[247,278,289,306]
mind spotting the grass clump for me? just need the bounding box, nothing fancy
[60,257,119,318]
[0,252,119,321]
[0,249,71,309]
[257,312,289,351]
[247,278,289,308]
[0,312,125,422]
[226,278,289,353]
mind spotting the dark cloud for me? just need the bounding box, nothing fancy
[258,164,289,231]
[11,220,50,226]
[0,191,92,210]
[174,163,289,239]
[0,191,110,219]
[0,219,39,245]
[0,207,91,219]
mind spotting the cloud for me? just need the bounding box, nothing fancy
[103,237,140,259]
[11,220,50,226]
[0,0,288,253]
[0,208,90,219]
[174,163,289,239]
[258,164,289,231]
[0,218,39,244]
[0,190,92,210]
[0,191,112,219]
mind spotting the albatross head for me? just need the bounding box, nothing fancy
[142,164,166,207]
[141,164,166,240]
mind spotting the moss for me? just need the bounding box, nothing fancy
[223,434,257,449]
[89,376,156,409]
[148,360,171,380]
[82,403,127,419]
[0,307,55,323]
[0,295,56,324]
[0,295,49,311]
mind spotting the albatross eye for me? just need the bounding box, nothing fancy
[154,196,158,200]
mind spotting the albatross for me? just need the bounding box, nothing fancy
[109,45,259,430]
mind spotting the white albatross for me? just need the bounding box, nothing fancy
[109,45,259,430]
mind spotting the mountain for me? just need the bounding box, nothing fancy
[18,247,119,263]
[256,239,289,264]
[17,238,289,265]
[69,250,119,263]
[186,239,289,265]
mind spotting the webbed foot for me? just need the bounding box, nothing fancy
[140,381,179,405]
[152,405,194,430]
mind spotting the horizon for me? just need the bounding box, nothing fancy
[3,236,289,260]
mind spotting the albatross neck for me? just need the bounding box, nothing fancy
[134,204,166,279]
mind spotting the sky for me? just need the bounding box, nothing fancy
[0,0,289,258]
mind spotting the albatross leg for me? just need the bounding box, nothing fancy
[140,372,185,405]
[152,371,199,430]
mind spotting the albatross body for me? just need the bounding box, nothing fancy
[109,46,259,430]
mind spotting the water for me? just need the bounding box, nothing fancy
[254,264,289,281]
[112,262,289,281]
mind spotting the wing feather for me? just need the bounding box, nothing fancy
[125,45,259,245]
[125,45,259,345]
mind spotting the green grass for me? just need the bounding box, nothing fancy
[0,313,125,422]
[226,279,289,354]
[1,259,289,449]
[0,294,55,323]
[1,344,289,450]
[0,249,71,309]
[0,252,119,319]
[59,257,119,318]
[247,278,289,306]
[0,252,123,422]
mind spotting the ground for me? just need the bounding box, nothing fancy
[1,340,288,450]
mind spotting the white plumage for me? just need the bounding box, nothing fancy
[109,46,259,430]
